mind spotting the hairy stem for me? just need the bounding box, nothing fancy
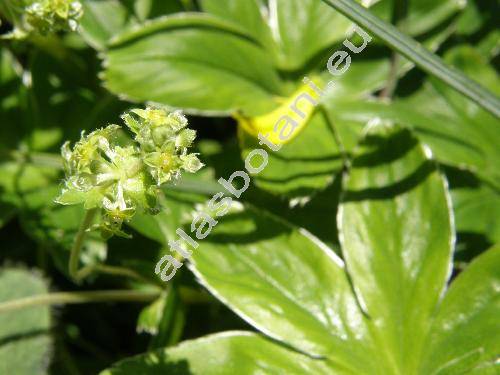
[0,290,160,314]
[69,208,98,281]
[76,263,161,286]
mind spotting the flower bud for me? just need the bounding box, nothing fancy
[181,153,203,173]
[176,129,196,148]
[25,0,83,35]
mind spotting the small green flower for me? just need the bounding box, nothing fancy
[122,107,203,186]
[25,0,83,34]
[56,107,202,239]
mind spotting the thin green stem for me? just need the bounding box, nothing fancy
[380,0,408,99]
[319,105,347,163]
[320,0,500,118]
[379,54,401,99]
[76,263,161,287]
[69,209,98,281]
[74,264,212,304]
[0,290,160,314]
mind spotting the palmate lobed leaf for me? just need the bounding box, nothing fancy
[338,124,454,373]
[188,204,375,372]
[188,123,455,373]
[102,124,499,373]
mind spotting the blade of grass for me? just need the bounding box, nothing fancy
[320,0,500,118]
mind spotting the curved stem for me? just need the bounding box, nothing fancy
[0,290,160,314]
[69,208,98,281]
[75,264,212,303]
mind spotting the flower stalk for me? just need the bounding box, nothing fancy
[68,208,97,281]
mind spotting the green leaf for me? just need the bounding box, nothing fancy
[445,167,500,251]
[54,188,87,205]
[129,188,207,245]
[455,0,485,36]
[198,139,342,248]
[200,0,274,49]
[339,123,453,373]
[320,19,456,101]
[79,0,184,50]
[27,49,129,151]
[319,0,500,117]
[132,0,184,21]
[0,50,31,152]
[426,46,500,182]
[137,288,184,349]
[79,0,132,50]
[17,184,107,276]
[103,14,284,116]
[327,97,493,175]
[328,49,500,184]
[420,245,500,374]
[0,268,52,374]
[190,205,376,371]
[0,162,60,207]
[270,0,354,71]
[100,332,333,374]
[149,291,184,350]
[371,0,464,36]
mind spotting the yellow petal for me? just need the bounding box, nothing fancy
[234,80,322,145]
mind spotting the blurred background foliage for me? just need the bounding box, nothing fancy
[0,0,498,373]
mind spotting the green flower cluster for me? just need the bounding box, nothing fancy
[25,0,83,34]
[55,107,203,239]
[122,108,202,185]
[0,0,83,38]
